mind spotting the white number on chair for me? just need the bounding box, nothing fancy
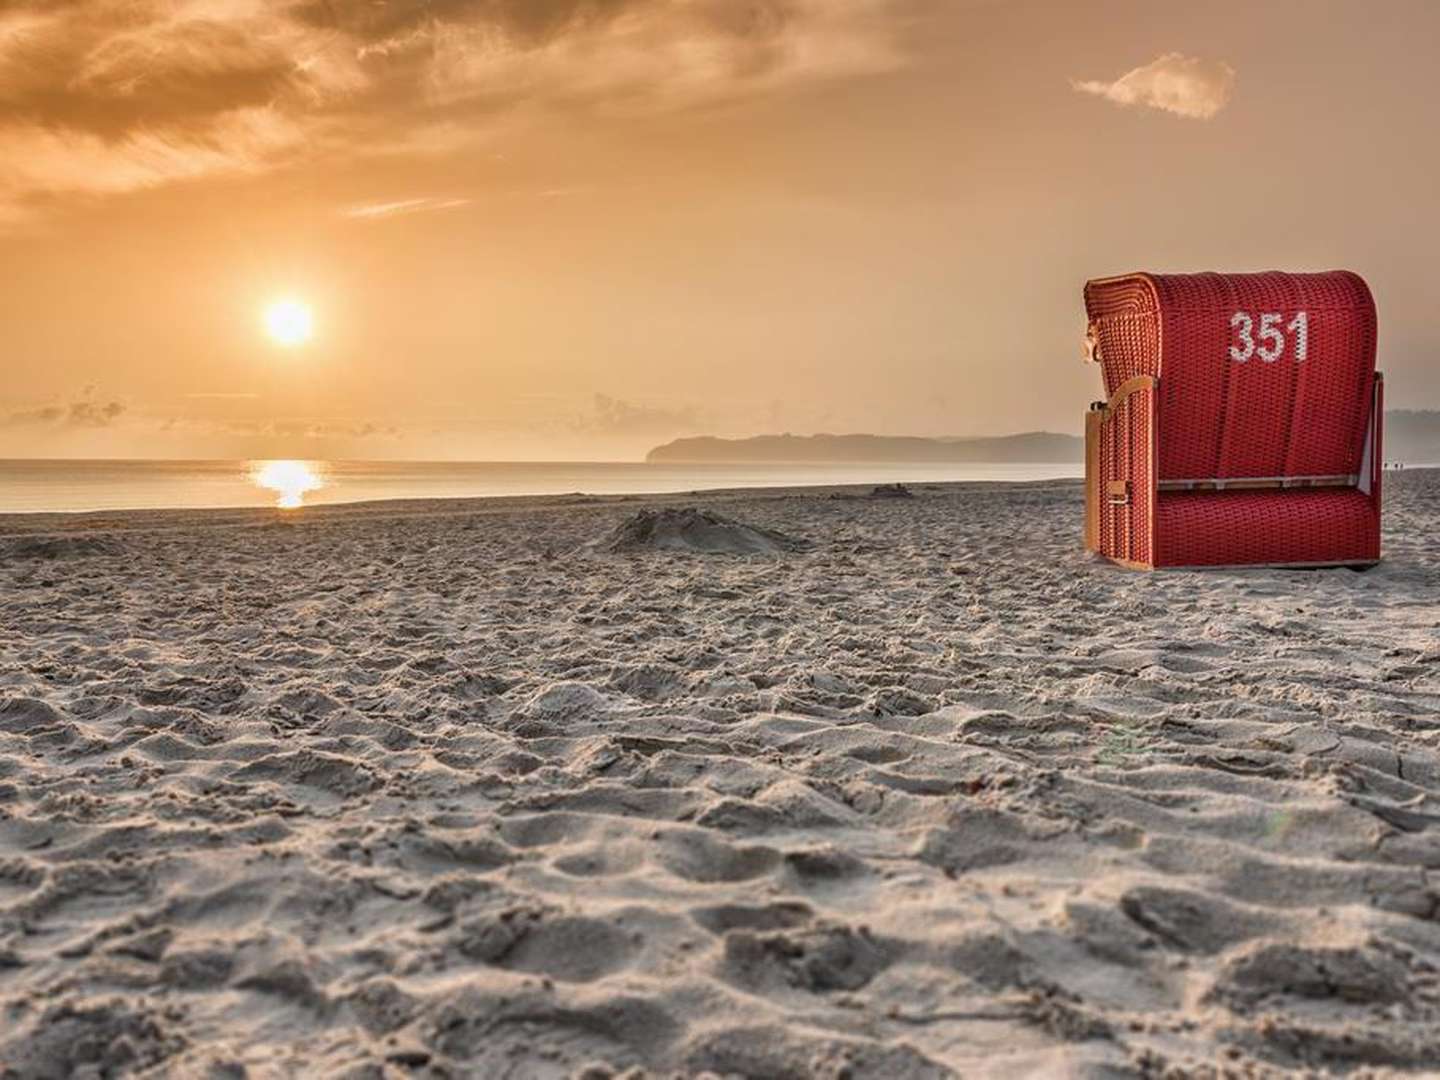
[1229,312,1255,362]
[1287,311,1308,361]
[1229,311,1308,364]
[1256,313,1284,362]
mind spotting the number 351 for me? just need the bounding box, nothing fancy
[1230,311,1308,363]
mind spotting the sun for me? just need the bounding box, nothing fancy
[263,299,313,347]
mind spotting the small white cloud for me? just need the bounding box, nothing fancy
[1073,52,1236,120]
[341,197,471,220]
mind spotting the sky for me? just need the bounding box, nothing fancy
[0,0,1436,460]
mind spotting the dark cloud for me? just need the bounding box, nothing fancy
[219,417,402,440]
[0,6,338,137]
[0,388,403,441]
[68,398,126,426]
[4,405,64,426]
[295,0,639,44]
[3,391,125,427]
[577,393,701,436]
[0,0,906,220]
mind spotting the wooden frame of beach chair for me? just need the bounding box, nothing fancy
[1081,271,1382,570]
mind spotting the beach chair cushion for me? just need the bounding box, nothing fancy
[1155,487,1379,567]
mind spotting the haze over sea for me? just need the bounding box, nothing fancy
[0,458,1081,514]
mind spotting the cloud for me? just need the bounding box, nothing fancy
[1073,52,1236,120]
[4,388,126,427]
[576,393,702,436]
[222,417,403,439]
[414,0,904,112]
[0,0,910,222]
[341,197,472,220]
[1,385,412,449]
[0,108,307,209]
[158,413,406,441]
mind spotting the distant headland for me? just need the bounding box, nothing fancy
[648,411,1440,465]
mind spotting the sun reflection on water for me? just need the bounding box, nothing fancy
[251,460,324,509]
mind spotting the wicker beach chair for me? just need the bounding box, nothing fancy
[1082,271,1382,569]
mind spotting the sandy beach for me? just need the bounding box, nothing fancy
[2,472,1439,1078]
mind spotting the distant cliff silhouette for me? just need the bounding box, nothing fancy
[648,412,1440,466]
[646,432,1083,464]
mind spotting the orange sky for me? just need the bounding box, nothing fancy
[0,0,1436,460]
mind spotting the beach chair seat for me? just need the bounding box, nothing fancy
[1081,270,1382,569]
[1154,487,1379,568]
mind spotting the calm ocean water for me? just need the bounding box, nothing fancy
[0,459,1082,514]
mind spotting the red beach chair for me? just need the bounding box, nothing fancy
[1082,271,1382,569]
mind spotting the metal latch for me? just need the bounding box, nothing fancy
[1107,481,1130,506]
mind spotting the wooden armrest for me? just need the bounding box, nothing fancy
[1102,375,1157,415]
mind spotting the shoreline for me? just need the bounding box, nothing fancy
[2,466,1427,538]
[0,474,1089,534]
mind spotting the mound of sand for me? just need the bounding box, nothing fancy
[603,507,812,555]
[870,483,915,498]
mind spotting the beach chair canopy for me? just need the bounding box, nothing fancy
[1081,270,1382,569]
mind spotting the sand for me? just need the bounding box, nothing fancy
[1,473,1438,1078]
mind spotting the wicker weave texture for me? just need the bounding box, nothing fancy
[1084,271,1376,482]
[1082,270,1381,569]
[1084,277,1159,399]
[1155,488,1379,566]
[1098,383,1153,566]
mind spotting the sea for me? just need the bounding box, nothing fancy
[0,458,1082,514]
